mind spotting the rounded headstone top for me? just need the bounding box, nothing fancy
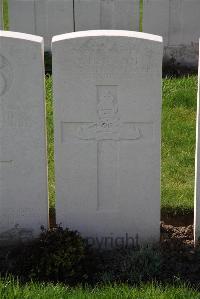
[52,30,163,44]
[0,30,43,44]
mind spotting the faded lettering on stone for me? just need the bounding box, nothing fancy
[0,208,37,227]
[73,40,158,76]
[0,224,33,243]
[0,105,31,128]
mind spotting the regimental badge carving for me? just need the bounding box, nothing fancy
[61,85,155,211]
[0,55,13,97]
[97,86,119,132]
[78,85,120,140]
[77,85,141,141]
[61,85,154,144]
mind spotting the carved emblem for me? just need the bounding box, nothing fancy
[97,88,118,129]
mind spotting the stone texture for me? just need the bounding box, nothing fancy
[143,0,200,69]
[0,31,48,243]
[8,0,74,52]
[74,0,140,31]
[194,41,200,245]
[53,30,163,248]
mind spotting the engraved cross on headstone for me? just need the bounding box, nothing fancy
[62,86,153,210]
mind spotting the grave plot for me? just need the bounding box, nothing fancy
[52,30,163,247]
[0,31,48,243]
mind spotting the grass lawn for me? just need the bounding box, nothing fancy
[162,76,197,214]
[0,279,200,299]
[3,0,9,30]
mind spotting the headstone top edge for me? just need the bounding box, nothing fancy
[52,30,163,44]
[0,30,44,44]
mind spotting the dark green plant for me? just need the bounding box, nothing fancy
[2,226,88,283]
[88,246,162,284]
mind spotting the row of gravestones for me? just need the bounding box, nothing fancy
[1,29,200,248]
[1,30,161,247]
[0,0,200,69]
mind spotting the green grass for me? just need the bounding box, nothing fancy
[3,0,9,30]
[46,76,55,207]
[140,0,143,31]
[162,76,197,214]
[0,279,200,299]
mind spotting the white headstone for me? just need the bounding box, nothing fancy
[8,0,74,52]
[0,0,3,29]
[53,30,163,248]
[194,40,200,245]
[143,0,200,69]
[74,0,140,31]
[0,31,48,243]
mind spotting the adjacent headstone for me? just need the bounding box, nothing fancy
[143,0,200,70]
[8,0,74,52]
[74,0,140,31]
[0,31,48,243]
[194,40,200,245]
[53,30,163,248]
[0,0,3,29]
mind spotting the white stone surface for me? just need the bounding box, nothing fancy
[74,0,140,31]
[8,0,74,52]
[0,31,48,243]
[0,0,3,29]
[53,30,163,248]
[194,41,200,245]
[143,0,200,69]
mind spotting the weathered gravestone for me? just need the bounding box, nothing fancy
[0,0,3,29]
[53,31,163,248]
[194,40,200,245]
[74,0,140,31]
[8,0,74,52]
[0,31,48,243]
[143,0,200,70]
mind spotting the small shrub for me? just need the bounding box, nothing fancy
[2,226,88,283]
